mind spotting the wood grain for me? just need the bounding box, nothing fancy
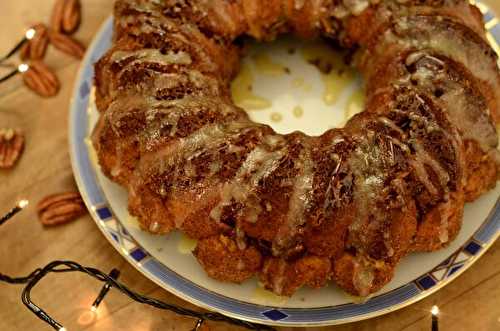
[0,1,499,330]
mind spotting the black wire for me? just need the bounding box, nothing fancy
[1,261,276,331]
[0,37,27,64]
[0,34,29,84]
[0,268,42,284]
[0,68,20,84]
[92,268,120,309]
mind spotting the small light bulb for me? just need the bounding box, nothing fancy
[25,28,36,40]
[431,305,439,316]
[90,305,97,313]
[18,200,29,209]
[18,64,29,73]
[59,328,67,331]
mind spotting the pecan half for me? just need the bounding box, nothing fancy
[49,31,85,59]
[22,61,60,97]
[20,23,49,61]
[51,0,81,34]
[0,129,25,169]
[37,192,87,226]
[19,43,31,61]
[62,0,81,33]
[50,0,65,33]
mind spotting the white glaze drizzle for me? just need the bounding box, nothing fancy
[145,70,219,95]
[348,133,388,234]
[272,142,314,256]
[209,138,287,225]
[378,116,405,137]
[409,140,450,196]
[143,120,248,175]
[394,16,500,89]
[407,52,498,153]
[111,48,192,66]
[352,257,375,297]
[117,9,218,72]
[437,196,453,244]
[272,259,288,295]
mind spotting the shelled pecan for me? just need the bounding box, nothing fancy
[49,31,86,59]
[0,129,25,169]
[51,0,81,34]
[20,23,49,61]
[22,61,60,97]
[36,192,87,226]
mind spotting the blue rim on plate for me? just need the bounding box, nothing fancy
[69,5,500,327]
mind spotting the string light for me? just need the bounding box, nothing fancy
[17,63,29,73]
[91,268,120,312]
[77,307,98,327]
[0,28,35,84]
[0,199,29,226]
[192,319,205,331]
[0,67,21,83]
[25,28,36,40]
[431,305,439,331]
[0,63,29,84]
[0,29,34,64]
[0,202,275,331]
[18,199,29,208]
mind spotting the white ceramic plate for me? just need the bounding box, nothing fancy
[69,4,500,326]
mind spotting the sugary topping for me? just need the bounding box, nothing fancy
[351,256,375,297]
[394,16,499,89]
[210,135,287,224]
[405,51,498,153]
[111,48,192,65]
[272,141,313,256]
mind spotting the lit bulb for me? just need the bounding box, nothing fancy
[59,328,67,331]
[18,64,29,73]
[18,200,29,209]
[77,306,98,326]
[25,28,36,40]
[431,305,439,316]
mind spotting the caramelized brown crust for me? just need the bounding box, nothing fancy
[463,140,499,202]
[194,235,263,283]
[259,256,331,296]
[92,0,500,297]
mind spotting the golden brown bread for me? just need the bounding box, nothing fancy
[92,0,500,297]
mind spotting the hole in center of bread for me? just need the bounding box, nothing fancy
[230,36,364,136]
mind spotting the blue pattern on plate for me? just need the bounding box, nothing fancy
[436,255,453,269]
[130,248,148,262]
[110,232,119,243]
[69,6,500,326]
[446,264,464,277]
[475,202,500,243]
[416,276,437,291]
[483,11,495,22]
[491,24,500,38]
[96,207,112,220]
[262,310,288,321]
[79,81,90,99]
[464,241,482,256]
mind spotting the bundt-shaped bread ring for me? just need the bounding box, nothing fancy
[92,0,500,297]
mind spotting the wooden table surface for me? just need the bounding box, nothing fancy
[1,1,499,330]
